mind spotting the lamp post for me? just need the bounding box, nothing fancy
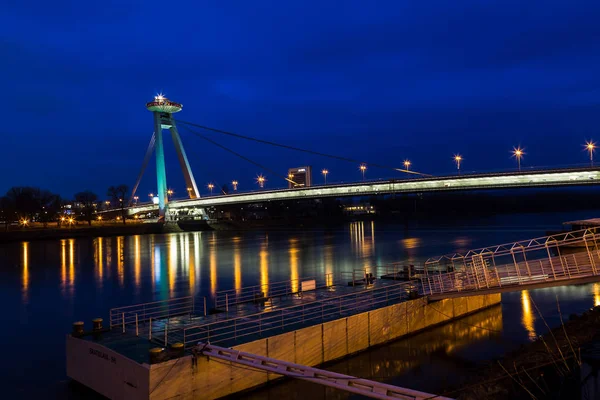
[512,147,525,171]
[403,160,411,171]
[257,175,266,188]
[232,180,238,191]
[359,164,367,181]
[207,183,214,195]
[454,155,462,175]
[586,141,596,167]
[133,196,139,204]
[167,189,173,199]
[322,169,329,184]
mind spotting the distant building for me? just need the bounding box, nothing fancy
[288,166,312,189]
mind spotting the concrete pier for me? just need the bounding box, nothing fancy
[67,293,500,399]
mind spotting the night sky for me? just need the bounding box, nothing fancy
[3,1,600,199]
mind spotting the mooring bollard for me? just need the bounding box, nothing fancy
[149,348,164,364]
[72,321,84,337]
[92,318,103,331]
[169,342,184,358]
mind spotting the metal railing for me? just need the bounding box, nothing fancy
[180,280,418,349]
[421,248,600,295]
[109,296,195,332]
[215,275,329,310]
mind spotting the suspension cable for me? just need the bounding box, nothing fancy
[175,119,429,176]
[181,125,297,186]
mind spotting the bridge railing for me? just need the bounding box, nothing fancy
[421,244,600,296]
[180,280,419,349]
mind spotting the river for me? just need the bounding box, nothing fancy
[2,210,600,399]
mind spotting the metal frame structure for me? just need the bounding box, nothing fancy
[196,343,453,400]
[421,228,600,296]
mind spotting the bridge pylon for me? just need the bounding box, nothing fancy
[143,95,200,220]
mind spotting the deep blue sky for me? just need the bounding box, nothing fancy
[3,1,600,199]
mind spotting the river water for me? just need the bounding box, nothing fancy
[2,210,600,399]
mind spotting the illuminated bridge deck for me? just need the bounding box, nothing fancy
[119,167,600,214]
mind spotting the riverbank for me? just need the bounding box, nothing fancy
[0,222,165,243]
[454,303,600,399]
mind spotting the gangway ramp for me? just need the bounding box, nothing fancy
[421,228,600,299]
[196,342,453,400]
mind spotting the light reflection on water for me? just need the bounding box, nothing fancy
[6,212,600,398]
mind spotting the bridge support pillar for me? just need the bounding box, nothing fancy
[153,112,169,220]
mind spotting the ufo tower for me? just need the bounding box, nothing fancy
[145,95,200,220]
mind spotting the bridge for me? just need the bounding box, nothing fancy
[105,95,600,221]
[420,227,600,300]
[117,167,600,218]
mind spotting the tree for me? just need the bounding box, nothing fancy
[75,191,98,226]
[0,196,15,231]
[107,185,128,224]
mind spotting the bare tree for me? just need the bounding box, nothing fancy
[107,185,128,224]
[75,191,98,226]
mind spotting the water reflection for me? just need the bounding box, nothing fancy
[68,239,75,289]
[260,240,269,295]
[193,233,201,292]
[594,283,600,307]
[246,305,503,399]
[117,236,124,288]
[168,236,177,296]
[289,238,299,292]
[233,236,242,292]
[61,239,66,293]
[209,234,217,296]
[22,242,29,301]
[134,236,141,291]
[521,290,537,341]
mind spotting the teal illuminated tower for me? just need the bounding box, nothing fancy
[145,95,200,220]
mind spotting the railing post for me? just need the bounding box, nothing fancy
[226,293,229,313]
[165,320,168,346]
[546,244,557,279]
[235,319,237,340]
[203,297,207,317]
[136,313,139,337]
[122,312,125,333]
[149,317,152,340]
[584,236,597,275]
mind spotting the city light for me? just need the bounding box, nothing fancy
[322,168,329,184]
[257,175,266,188]
[167,189,174,198]
[403,160,411,171]
[359,164,367,181]
[585,140,596,166]
[149,193,154,198]
[232,180,238,191]
[133,196,139,204]
[207,183,214,194]
[512,146,525,171]
[97,216,102,221]
[454,154,462,174]
[19,218,29,227]
[105,200,110,206]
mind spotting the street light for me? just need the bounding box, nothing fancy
[207,183,214,194]
[322,169,329,184]
[257,175,266,188]
[232,180,238,191]
[167,189,174,199]
[512,146,525,171]
[133,196,139,204]
[454,154,462,175]
[359,164,367,181]
[186,187,193,197]
[403,160,411,171]
[149,193,154,199]
[105,200,110,207]
[585,140,596,166]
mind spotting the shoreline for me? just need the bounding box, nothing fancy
[452,303,600,399]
